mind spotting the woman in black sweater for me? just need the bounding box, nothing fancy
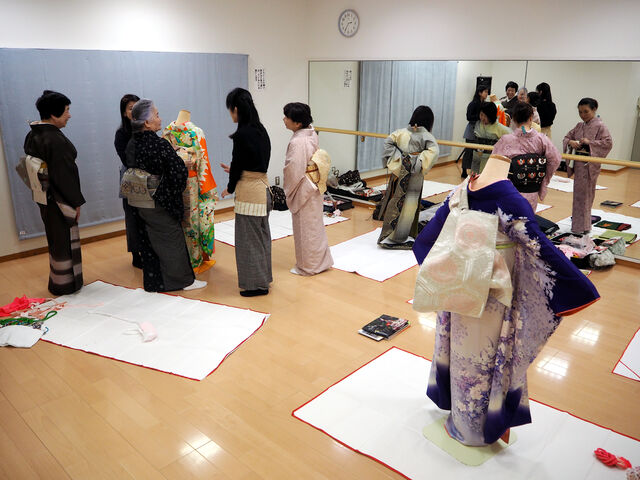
[536,82,557,139]
[114,93,141,268]
[461,85,488,178]
[221,88,273,297]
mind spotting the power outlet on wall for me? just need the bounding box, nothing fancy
[275,176,280,185]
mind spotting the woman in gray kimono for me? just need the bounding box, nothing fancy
[377,106,439,249]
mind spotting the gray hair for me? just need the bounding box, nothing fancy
[517,87,528,96]
[131,98,155,131]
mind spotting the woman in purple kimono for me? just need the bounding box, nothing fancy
[493,102,562,212]
[413,154,600,446]
[563,98,613,234]
[283,103,333,275]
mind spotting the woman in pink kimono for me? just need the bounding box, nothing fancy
[563,98,613,233]
[493,102,561,212]
[283,103,333,275]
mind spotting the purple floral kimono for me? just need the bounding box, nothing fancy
[413,180,600,446]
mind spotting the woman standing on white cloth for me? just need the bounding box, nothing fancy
[563,97,613,234]
[283,103,333,276]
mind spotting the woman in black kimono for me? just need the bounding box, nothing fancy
[24,90,84,296]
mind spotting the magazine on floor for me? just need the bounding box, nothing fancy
[358,314,409,341]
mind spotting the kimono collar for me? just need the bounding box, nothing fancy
[407,125,427,133]
[583,116,601,127]
[292,125,316,139]
[167,121,195,132]
[513,126,536,137]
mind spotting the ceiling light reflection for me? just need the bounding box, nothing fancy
[418,312,437,329]
[536,355,569,379]
[571,324,601,346]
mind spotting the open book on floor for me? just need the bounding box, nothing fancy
[358,314,409,341]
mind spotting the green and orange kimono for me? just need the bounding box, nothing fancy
[163,122,218,273]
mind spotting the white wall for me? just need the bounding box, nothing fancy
[0,0,308,256]
[309,61,359,174]
[306,0,640,61]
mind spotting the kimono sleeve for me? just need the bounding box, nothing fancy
[47,136,85,208]
[538,135,562,201]
[419,134,439,174]
[590,122,613,157]
[283,139,316,214]
[507,198,600,316]
[563,123,580,152]
[413,198,451,264]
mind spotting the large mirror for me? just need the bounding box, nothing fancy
[309,60,640,261]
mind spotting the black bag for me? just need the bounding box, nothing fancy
[338,169,364,186]
[270,185,288,211]
[508,153,547,193]
[535,214,559,235]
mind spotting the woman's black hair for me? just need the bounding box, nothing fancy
[479,102,498,124]
[408,105,435,132]
[35,90,71,120]
[536,82,553,102]
[512,102,534,125]
[472,85,489,103]
[527,91,540,107]
[578,97,598,110]
[226,87,262,135]
[283,102,313,128]
[119,94,140,133]
[505,81,518,92]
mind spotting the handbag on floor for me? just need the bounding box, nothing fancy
[270,185,288,211]
[413,179,512,318]
[120,168,161,208]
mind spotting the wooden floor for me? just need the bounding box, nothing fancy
[0,164,639,479]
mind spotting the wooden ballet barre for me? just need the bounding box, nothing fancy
[314,126,640,169]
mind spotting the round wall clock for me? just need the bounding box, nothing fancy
[338,9,359,37]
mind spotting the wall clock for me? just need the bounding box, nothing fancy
[338,9,359,37]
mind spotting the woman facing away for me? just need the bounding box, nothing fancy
[536,82,557,138]
[127,99,206,292]
[413,154,600,447]
[220,88,273,297]
[471,102,511,174]
[114,93,141,269]
[493,101,562,212]
[282,102,333,276]
[461,86,489,178]
[563,97,613,234]
[376,106,440,250]
[24,90,84,295]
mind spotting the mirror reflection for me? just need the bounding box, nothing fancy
[309,60,640,261]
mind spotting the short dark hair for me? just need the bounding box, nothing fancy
[35,90,71,120]
[479,102,498,124]
[578,97,598,110]
[505,81,518,92]
[527,91,540,107]
[408,105,434,131]
[283,102,313,128]
[512,102,534,125]
[119,93,140,133]
[536,82,553,102]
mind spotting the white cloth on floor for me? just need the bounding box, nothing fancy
[631,201,640,208]
[330,228,417,282]
[536,203,551,213]
[547,175,606,193]
[42,281,269,380]
[215,209,348,247]
[422,180,457,198]
[613,329,640,381]
[293,347,640,480]
[556,209,640,242]
[0,325,43,347]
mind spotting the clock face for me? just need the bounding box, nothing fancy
[339,9,359,37]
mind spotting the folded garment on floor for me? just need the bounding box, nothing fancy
[0,325,43,347]
[594,220,631,231]
[0,295,47,317]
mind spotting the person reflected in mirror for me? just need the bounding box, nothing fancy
[563,97,613,234]
[493,102,562,211]
[471,102,511,173]
[127,99,206,292]
[24,90,84,295]
[536,82,557,138]
[461,86,489,178]
[377,106,439,249]
[220,88,272,297]
[500,81,519,117]
[282,103,333,276]
[114,93,142,269]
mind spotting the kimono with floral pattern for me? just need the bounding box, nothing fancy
[163,122,218,270]
[413,180,600,446]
